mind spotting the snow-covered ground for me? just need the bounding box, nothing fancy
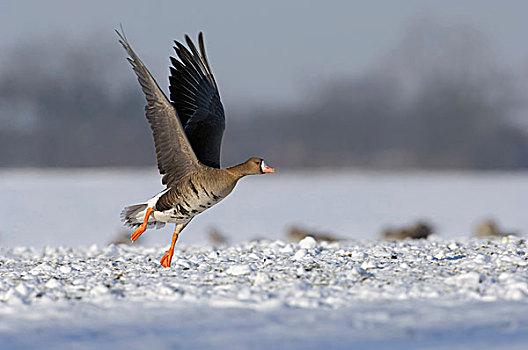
[1,237,527,349]
[1,169,527,348]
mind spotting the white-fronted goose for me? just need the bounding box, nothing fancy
[116,30,274,267]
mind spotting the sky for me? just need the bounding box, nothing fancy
[2,1,528,109]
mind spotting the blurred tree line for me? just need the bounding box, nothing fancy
[1,22,527,169]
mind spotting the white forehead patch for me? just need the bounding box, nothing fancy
[260,161,267,172]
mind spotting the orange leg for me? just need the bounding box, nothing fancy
[131,207,153,242]
[160,224,184,268]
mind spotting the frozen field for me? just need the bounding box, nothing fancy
[1,169,527,349]
[1,237,527,349]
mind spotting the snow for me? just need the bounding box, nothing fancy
[298,236,317,249]
[0,237,527,348]
[1,169,528,348]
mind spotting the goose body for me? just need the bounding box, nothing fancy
[124,167,240,226]
[116,30,274,267]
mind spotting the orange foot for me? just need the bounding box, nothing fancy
[131,224,146,242]
[130,207,153,242]
[160,249,174,268]
[159,227,181,268]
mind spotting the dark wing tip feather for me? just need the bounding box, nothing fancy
[197,32,215,85]
[184,34,194,49]
[169,32,225,169]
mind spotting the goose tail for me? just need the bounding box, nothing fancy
[120,204,165,229]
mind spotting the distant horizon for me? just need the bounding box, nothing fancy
[2,165,528,173]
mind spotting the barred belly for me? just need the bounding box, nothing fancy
[152,183,227,224]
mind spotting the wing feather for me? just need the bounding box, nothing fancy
[169,33,225,168]
[116,29,201,186]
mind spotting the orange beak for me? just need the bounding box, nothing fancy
[261,161,275,173]
[263,166,275,173]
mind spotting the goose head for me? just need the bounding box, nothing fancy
[231,157,275,177]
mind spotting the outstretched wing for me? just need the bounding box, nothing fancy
[116,29,200,186]
[169,32,225,168]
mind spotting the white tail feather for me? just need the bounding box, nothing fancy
[120,204,166,229]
